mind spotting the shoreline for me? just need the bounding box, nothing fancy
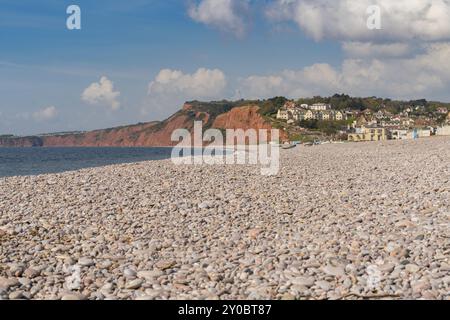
[1,136,446,179]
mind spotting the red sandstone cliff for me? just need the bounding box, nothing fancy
[212,105,287,142]
[0,103,282,147]
[212,106,273,131]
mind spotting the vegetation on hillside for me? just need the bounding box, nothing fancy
[258,97,288,116]
[297,119,353,136]
[296,94,450,114]
[189,94,450,118]
[186,100,260,117]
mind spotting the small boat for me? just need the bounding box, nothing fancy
[281,142,297,149]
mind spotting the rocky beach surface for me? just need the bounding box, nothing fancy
[0,137,449,300]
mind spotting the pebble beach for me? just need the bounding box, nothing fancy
[0,137,449,300]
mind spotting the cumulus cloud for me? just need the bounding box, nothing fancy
[148,68,227,98]
[32,106,57,121]
[188,0,250,37]
[238,43,450,100]
[82,76,121,110]
[239,64,340,99]
[143,68,228,117]
[265,0,450,42]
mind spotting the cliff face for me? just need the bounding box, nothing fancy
[213,106,272,131]
[0,103,281,147]
[40,114,201,147]
[212,105,287,142]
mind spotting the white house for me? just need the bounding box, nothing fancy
[303,110,315,120]
[334,111,345,121]
[390,129,412,140]
[309,103,331,111]
[277,109,290,120]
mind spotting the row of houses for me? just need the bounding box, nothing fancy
[277,102,346,122]
[365,106,448,117]
[366,106,450,126]
[277,109,346,122]
[283,102,332,111]
[348,125,450,142]
[351,115,416,129]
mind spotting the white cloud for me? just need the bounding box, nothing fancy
[266,0,450,42]
[143,68,228,117]
[188,0,250,37]
[32,106,57,122]
[148,68,227,98]
[238,75,283,99]
[239,63,340,99]
[238,43,450,100]
[82,76,121,110]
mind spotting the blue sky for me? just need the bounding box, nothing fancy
[1,0,450,135]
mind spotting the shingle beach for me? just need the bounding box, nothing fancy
[1,137,449,300]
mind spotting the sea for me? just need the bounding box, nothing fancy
[0,147,175,178]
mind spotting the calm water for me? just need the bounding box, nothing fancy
[0,147,174,178]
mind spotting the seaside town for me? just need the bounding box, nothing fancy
[273,98,450,144]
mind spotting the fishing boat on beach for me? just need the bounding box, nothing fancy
[281,142,297,149]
